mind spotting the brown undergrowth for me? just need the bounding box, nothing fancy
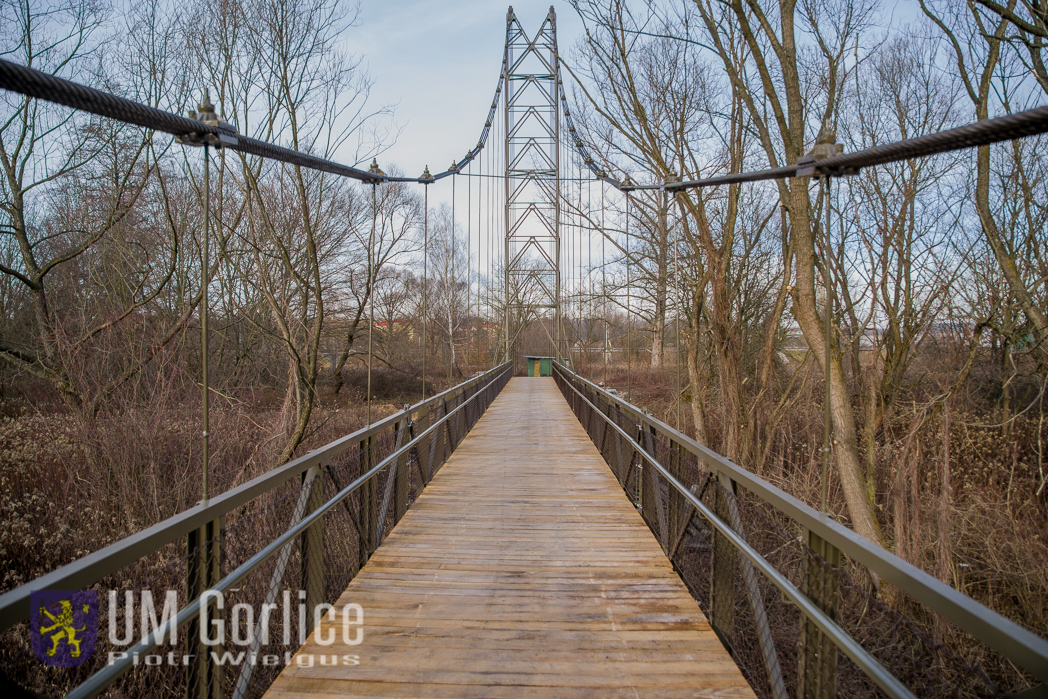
[584,356,1047,695]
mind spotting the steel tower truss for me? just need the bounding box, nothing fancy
[503,6,563,363]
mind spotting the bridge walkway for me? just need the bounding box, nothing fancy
[264,377,755,698]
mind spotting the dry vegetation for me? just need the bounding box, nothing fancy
[576,346,1046,696]
[557,2,1048,681]
[0,367,457,593]
[2,0,1048,695]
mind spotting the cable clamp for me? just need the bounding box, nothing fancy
[796,123,848,178]
[176,91,238,149]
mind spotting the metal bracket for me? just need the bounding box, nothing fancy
[795,123,853,178]
[176,91,238,149]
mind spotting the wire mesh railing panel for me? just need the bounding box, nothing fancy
[0,364,511,699]
[553,363,1047,699]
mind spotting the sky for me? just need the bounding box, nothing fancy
[350,1,585,184]
[344,0,923,198]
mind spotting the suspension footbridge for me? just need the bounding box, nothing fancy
[264,378,753,698]
[1,5,1048,699]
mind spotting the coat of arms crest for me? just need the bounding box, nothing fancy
[30,590,98,667]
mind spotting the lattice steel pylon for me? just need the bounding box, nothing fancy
[503,6,564,365]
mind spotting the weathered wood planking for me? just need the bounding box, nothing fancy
[264,377,755,698]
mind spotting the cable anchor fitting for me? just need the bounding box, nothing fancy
[796,123,856,178]
[177,90,237,148]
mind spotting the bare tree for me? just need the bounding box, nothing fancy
[0,0,203,419]
[681,0,883,544]
[425,204,467,379]
[835,32,966,515]
[570,1,792,472]
[196,0,392,464]
[922,0,1048,366]
[330,177,420,393]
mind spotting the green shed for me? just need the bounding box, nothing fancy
[525,356,553,377]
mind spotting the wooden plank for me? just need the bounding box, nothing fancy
[264,378,755,698]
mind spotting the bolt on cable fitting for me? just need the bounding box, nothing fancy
[796,123,841,176]
[796,122,856,178]
[177,90,237,148]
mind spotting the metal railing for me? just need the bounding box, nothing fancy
[0,362,511,698]
[552,362,1048,699]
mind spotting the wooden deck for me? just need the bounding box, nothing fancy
[264,377,755,698]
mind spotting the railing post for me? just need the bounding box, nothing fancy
[406,416,424,494]
[598,397,610,462]
[427,401,446,480]
[393,406,411,524]
[300,464,325,637]
[586,389,596,437]
[186,514,223,699]
[635,422,645,509]
[610,404,625,483]
[455,388,465,445]
[708,473,737,651]
[638,424,650,511]
[638,424,671,550]
[668,439,686,554]
[374,407,412,551]
[358,436,378,567]
[645,427,669,551]
[798,530,841,699]
[444,394,458,459]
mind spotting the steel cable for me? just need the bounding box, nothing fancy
[0,58,383,183]
[12,13,1024,194]
[653,106,1048,192]
[550,57,1048,192]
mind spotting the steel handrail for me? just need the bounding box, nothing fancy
[555,367,913,698]
[552,362,1048,688]
[0,363,511,631]
[64,362,512,699]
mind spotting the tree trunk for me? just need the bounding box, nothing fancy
[786,183,882,544]
[651,196,670,368]
[686,286,710,445]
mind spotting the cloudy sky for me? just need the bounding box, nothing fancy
[346,0,922,201]
[350,1,585,180]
